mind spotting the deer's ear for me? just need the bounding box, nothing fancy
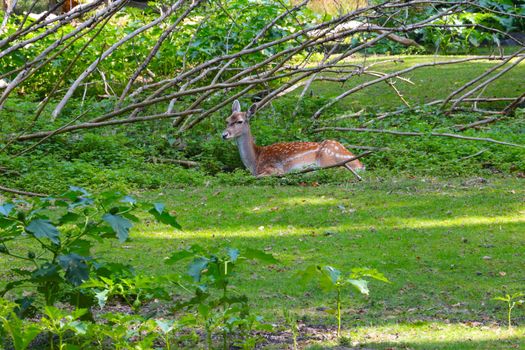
[232,100,241,113]
[246,103,257,120]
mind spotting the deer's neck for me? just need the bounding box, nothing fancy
[236,128,258,175]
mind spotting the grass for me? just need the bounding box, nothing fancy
[288,55,525,113]
[0,53,524,348]
[83,176,525,349]
[1,54,524,195]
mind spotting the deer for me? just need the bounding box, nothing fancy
[222,100,365,179]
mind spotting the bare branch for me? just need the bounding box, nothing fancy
[0,185,47,197]
[314,127,525,148]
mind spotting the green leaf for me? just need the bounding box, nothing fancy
[228,248,239,262]
[11,269,32,277]
[0,215,15,229]
[322,266,341,285]
[58,254,90,287]
[98,191,121,208]
[71,308,88,319]
[69,321,88,335]
[493,296,510,302]
[120,196,137,205]
[1,280,30,295]
[0,203,14,217]
[1,317,40,350]
[156,319,175,334]
[153,202,165,214]
[59,211,81,225]
[102,214,132,242]
[243,248,279,264]
[351,268,390,283]
[188,257,209,282]
[31,263,60,282]
[165,249,195,265]
[95,289,109,308]
[122,212,140,223]
[26,219,60,245]
[148,206,181,230]
[296,265,319,285]
[347,279,369,295]
[197,303,210,317]
[68,239,92,256]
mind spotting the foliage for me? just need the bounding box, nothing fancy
[166,245,277,349]
[387,0,525,53]
[0,299,40,350]
[0,187,180,310]
[1,94,523,195]
[0,1,314,98]
[299,265,389,337]
[80,273,174,311]
[0,179,524,348]
[493,292,524,329]
[419,12,507,53]
[40,306,88,350]
[283,308,300,350]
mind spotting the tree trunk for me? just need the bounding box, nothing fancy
[2,0,10,11]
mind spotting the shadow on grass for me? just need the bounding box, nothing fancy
[1,181,523,349]
[138,181,524,234]
[84,182,525,329]
[310,337,525,350]
[303,321,525,350]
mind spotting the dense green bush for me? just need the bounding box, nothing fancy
[0,95,523,194]
[0,1,315,99]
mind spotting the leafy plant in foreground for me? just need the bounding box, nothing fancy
[166,245,278,350]
[0,299,40,350]
[299,265,389,338]
[81,273,175,312]
[283,308,299,350]
[40,306,88,350]
[155,315,198,350]
[0,187,181,311]
[493,292,524,330]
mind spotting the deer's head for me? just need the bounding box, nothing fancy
[222,100,257,140]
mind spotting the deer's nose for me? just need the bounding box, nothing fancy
[222,132,229,140]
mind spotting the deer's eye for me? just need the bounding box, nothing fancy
[236,121,243,124]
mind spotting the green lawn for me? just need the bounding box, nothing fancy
[1,53,524,349]
[86,176,525,349]
[289,55,525,113]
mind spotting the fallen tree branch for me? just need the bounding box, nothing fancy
[15,109,202,141]
[149,157,200,168]
[360,97,519,127]
[456,116,503,131]
[458,149,487,161]
[313,127,525,148]
[311,54,523,120]
[503,92,525,115]
[0,185,47,197]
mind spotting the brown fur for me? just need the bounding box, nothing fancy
[223,101,364,177]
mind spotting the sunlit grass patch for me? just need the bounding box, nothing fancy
[1,177,523,349]
[309,323,525,349]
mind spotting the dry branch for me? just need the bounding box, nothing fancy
[313,127,525,148]
[0,0,522,152]
[0,185,47,197]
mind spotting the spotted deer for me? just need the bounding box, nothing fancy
[222,100,365,178]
